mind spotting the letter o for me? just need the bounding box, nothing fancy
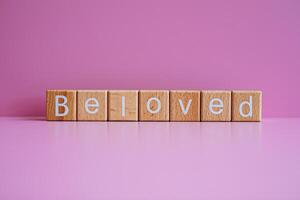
[146,97,161,114]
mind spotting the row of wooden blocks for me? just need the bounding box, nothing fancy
[46,90,262,122]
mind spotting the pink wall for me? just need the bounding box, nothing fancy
[1,0,299,117]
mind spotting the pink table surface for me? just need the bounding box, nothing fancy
[0,117,300,200]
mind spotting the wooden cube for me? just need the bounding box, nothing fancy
[232,90,262,122]
[108,90,138,121]
[139,90,169,121]
[170,90,200,121]
[77,90,107,121]
[201,90,231,121]
[46,90,77,121]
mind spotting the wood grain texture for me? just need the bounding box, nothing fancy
[201,90,231,121]
[232,90,262,122]
[46,90,77,121]
[139,90,169,121]
[77,90,107,121]
[170,90,200,121]
[108,90,138,121]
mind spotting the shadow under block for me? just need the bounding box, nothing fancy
[108,90,138,121]
[201,91,231,121]
[77,90,107,121]
[46,90,77,121]
[170,90,200,121]
[231,90,262,122]
[139,90,169,121]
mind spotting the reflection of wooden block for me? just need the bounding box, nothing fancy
[77,90,107,121]
[201,90,231,121]
[108,90,138,121]
[46,90,77,121]
[139,90,169,121]
[170,90,200,121]
[232,90,262,122]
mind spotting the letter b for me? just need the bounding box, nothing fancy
[55,95,69,116]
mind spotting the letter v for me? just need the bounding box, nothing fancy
[178,99,192,115]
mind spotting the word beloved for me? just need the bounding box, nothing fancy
[46,90,262,122]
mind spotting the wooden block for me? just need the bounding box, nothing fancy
[139,90,169,121]
[170,90,200,121]
[46,90,77,121]
[77,90,107,121]
[232,90,262,122]
[201,90,231,121]
[108,90,138,121]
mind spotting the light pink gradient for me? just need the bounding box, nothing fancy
[1,117,300,199]
[1,0,300,117]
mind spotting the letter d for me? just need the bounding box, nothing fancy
[239,96,253,118]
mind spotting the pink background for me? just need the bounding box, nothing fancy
[1,118,300,200]
[1,0,299,117]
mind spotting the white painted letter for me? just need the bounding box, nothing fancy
[178,99,192,115]
[121,96,125,117]
[209,98,223,115]
[146,97,161,114]
[85,98,99,114]
[55,95,69,116]
[239,96,253,118]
